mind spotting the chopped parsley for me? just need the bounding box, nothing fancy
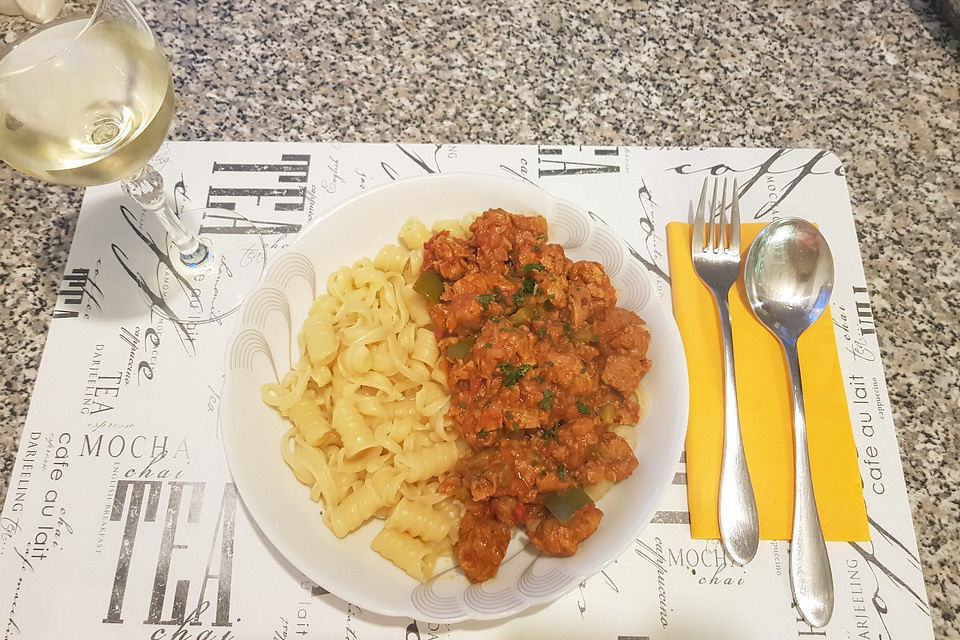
[577,400,592,415]
[478,429,489,439]
[523,262,545,272]
[537,326,547,339]
[563,321,572,337]
[533,245,542,253]
[484,343,492,348]
[513,291,524,307]
[493,287,504,303]
[490,316,501,323]
[539,389,556,411]
[521,278,536,295]
[541,424,559,440]
[476,293,494,309]
[497,362,533,386]
[546,361,555,366]
[511,421,520,431]
[536,233,546,240]
[535,376,545,383]
[557,465,568,480]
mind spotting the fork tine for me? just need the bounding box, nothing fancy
[692,178,707,253]
[708,178,718,251]
[719,178,729,251]
[730,178,741,254]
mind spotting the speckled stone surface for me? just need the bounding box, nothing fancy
[1,0,958,635]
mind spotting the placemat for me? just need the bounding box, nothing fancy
[0,143,933,639]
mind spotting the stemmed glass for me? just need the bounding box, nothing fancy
[0,0,265,323]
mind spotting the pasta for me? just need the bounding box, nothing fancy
[396,441,459,483]
[262,216,477,582]
[286,397,332,447]
[263,209,653,585]
[371,527,437,582]
[386,497,453,542]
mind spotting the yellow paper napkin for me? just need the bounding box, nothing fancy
[666,222,869,541]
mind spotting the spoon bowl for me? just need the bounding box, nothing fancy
[744,218,834,345]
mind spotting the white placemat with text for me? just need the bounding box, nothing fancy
[0,143,933,639]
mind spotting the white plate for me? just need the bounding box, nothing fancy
[220,173,689,622]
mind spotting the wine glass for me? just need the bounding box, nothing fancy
[0,0,265,324]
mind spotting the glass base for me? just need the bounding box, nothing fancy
[145,207,266,325]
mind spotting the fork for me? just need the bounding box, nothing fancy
[691,177,759,566]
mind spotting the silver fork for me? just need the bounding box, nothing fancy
[691,177,759,566]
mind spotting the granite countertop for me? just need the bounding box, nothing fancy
[1,0,958,636]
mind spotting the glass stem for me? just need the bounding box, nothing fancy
[121,163,210,267]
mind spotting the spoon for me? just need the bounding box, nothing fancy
[743,218,835,628]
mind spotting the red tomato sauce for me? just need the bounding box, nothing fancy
[420,209,652,583]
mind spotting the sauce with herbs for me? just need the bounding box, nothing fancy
[420,209,651,583]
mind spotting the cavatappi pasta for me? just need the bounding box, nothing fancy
[261,216,475,582]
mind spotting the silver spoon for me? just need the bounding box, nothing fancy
[744,218,835,628]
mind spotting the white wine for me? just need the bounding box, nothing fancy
[0,17,174,187]
[0,0,266,325]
